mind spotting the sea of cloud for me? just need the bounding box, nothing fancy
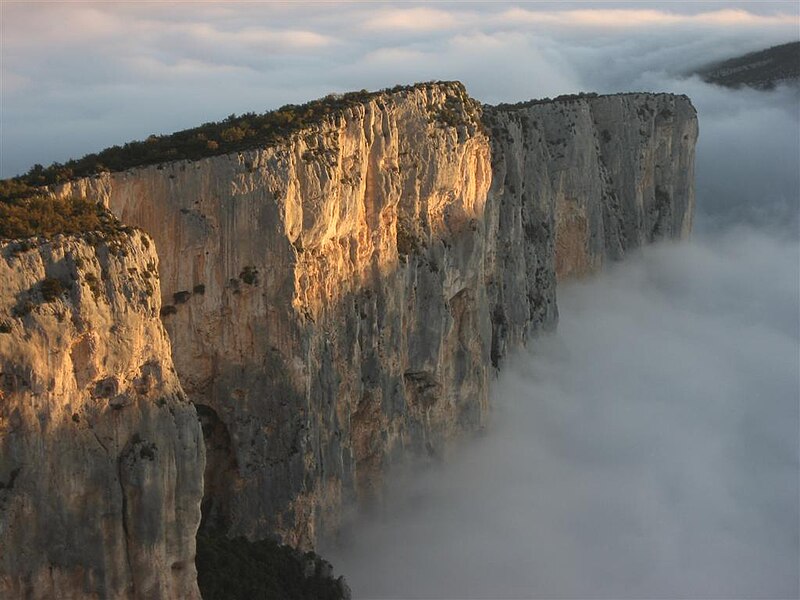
[327,225,799,598]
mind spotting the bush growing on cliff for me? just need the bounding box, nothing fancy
[195,534,349,600]
[39,278,66,302]
[0,81,468,203]
[173,290,192,304]
[0,195,124,240]
[239,266,258,285]
[490,91,600,113]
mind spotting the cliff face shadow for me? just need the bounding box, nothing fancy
[180,229,498,548]
[196,403,238,534]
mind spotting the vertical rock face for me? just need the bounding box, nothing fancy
[0,233,204,599]
[51,83,697,550]
[484,92,697,355]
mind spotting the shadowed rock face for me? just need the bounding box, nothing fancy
[0,233,204,599]
[47,82,697,552]
[484,93,697,354]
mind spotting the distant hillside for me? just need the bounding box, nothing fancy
[697,41,800,90]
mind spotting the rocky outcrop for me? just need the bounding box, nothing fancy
[484,92,697,355]
[49,82,697,552]
[0,232,204,599]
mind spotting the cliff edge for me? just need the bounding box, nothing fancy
[46,82,697,551]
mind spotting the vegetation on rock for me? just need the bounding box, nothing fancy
[195,534,349,600]
[1,81,471,204]
[0,194,129,241]
[39,278,66,302]
[490,92,600,113]
[696,41,800,90]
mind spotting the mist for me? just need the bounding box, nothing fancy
[321,15,800,600]
[326,228,799,598]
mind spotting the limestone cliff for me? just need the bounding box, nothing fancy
[484,92,697,356]
[0,231,204,599]
[48,82,697,551]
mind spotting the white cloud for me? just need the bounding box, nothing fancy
[362,46,428,65]
[123,55,255,81]
[496,7,798,29]
[362,7,462,32]
[326,226,800,597]
[178,22,336,50]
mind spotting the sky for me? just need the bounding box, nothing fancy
[3,2,799,598]
[1,1,799,178]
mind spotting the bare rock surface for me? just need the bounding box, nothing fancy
[0,232,204,599]
[484,92,697,354]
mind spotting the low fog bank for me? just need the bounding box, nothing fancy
[327,229,799,598]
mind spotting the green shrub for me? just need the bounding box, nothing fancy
[195,533,348,600]
[239,266,258,285]
[40,278,66,302]
[0,195,123,240]
[173,290,191,304]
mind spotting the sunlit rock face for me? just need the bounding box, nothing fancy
[0,233,204,599]
[52,83,697,550]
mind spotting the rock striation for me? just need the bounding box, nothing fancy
[0,232,204,599]
[484,92,697,356]
[47,82,697,554]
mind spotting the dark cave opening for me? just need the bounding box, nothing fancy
[194,403,237,535]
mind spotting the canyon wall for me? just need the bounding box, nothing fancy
[50,82,697,550]
[0,232,204,599]
[484,92,697,356]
